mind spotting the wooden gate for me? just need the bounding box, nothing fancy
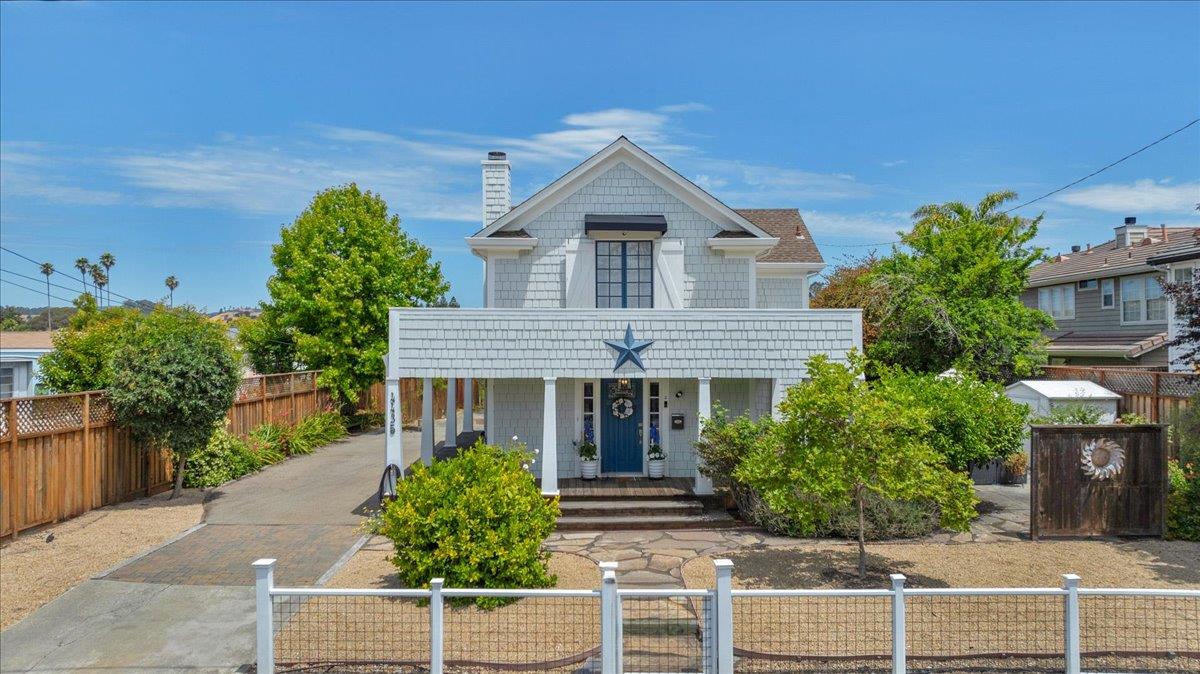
[1030,424,1168,538]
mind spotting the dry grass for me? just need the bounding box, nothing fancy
[0,489,205,629]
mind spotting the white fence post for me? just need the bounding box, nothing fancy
[430,578,445,674]
[599,562,619,674]
[1063,574,1081,674]
[890,574,906,674]
[253,558,276,674]
[714,559,734,674]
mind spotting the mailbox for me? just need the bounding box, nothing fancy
[670,413,685,430]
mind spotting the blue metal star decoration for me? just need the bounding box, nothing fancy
[604,324,654,372]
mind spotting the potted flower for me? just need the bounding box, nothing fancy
[647,424,665,479]
[1002,452,1028,485]
[578,424,598,480]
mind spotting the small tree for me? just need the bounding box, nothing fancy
[736,354,976,577]
[39,262,54,330]
[870,191,1052,382]
[165,275,179,307]
[236,308,299,374]
[98,252,116,307]
[89,264,108,308]
[1162,274,1198,369]
[108,307,241,498]
[267,184,448,404]
[38,294,140,392]
[74,257,90,295]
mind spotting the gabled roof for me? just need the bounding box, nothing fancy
[474,136,775,241]
[735,209,824,264]
[1028,228,1200,287]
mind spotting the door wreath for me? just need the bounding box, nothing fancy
[611,397,634,420]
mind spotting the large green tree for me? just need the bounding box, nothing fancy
[811,254,888,350]
[869,191,1051,382]
[108,307,241,498]
[735,354,976,578]
[267,184,448,403]
[38,294,140,392]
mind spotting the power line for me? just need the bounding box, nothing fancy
[1,277,80,306]
[1,268,101,298]
[0,245,139,303]
[822,117,1200,248]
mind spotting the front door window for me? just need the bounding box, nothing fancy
[596,241,653,308]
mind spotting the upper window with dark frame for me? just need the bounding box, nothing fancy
[596,241,653,308]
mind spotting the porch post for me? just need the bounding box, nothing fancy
[770,378,785,421]
[463,377,475,432]
[541,376,559,496]
[421,378,435,466]
[445,378,458,450]
[695,377,713,495]
[385,377,403,468]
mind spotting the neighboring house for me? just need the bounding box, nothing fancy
[0,331,54,398]
[384,137,862,495]
[1022,217,1200,368]
[1147,243,1199,373]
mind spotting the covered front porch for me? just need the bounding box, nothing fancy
[384,307,862,496]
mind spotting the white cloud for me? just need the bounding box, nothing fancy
[880,159,908,168]
[2,104,873,223]
[803,210,912,240]
[1053,179,1200,214]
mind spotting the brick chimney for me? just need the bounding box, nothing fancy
[482,151,511,226]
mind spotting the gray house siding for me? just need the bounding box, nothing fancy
[757,276,806,309]
[491,162,749,310]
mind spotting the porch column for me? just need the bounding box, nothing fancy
[463,377,475,432]
[385,377,403,469]
[770,378,785,421]
[445,378,458,450]
[541,377,559,496]
[421,378,435,466]
[695,377,713,495]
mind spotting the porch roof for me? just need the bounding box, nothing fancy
[387,308,862,380]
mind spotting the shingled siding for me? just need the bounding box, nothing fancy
[491,162,750,309]
[757,276,806,309]
[388,308,863,380]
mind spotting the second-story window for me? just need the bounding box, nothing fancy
[1038,284,1075,320]
[596,241,653,308]
[1121,274,1167,324]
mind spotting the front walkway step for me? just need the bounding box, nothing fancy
[559,499,704,518]
[555,510,743,532]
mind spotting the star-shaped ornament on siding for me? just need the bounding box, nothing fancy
[604,324,654,372]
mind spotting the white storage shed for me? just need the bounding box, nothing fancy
[1005,380,1123,452]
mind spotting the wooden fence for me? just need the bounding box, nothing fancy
[0,373,483,539]
[1041,365,1196,423]
[1030,424,1168,538]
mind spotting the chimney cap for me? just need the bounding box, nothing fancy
[487,151,507,161]
[1124,216,1137,225]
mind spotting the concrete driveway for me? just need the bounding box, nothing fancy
[0,427,402,673]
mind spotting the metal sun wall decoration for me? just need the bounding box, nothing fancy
[1080,438,1125,480]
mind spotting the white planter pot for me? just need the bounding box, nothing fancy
[648,459,665,479]
[581,460,598,480]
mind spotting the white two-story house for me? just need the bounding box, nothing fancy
[383,137,862,496]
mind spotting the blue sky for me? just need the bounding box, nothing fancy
[2,1,1198,310]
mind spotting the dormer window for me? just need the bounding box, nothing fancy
[597,241,653,308]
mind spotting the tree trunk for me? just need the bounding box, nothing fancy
[856,484,867,579]
[171,455,187,500]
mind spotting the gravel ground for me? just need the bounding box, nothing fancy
[0,489,205,630]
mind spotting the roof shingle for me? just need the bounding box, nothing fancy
[1028,228,1199,287]
[734,208,824,264]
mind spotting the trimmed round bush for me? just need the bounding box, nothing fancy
[378,442,559,607]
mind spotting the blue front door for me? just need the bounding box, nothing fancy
[600,379,642,473]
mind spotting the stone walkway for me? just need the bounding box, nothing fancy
[545,484,1033,586]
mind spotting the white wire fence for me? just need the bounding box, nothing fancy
[253,558,1199,674]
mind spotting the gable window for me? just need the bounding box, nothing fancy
[1100,278,1115,309]
[1121,274,1166,324]
[596,241,653,308]
[1038,284,1075,320]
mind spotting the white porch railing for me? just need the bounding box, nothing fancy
[254,558,1199,674]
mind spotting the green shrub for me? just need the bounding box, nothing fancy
[876,368,1028,470]
[378,442,558,608]
[1032,403,1105,425]
[248,422,287,455]
[1167,460,1200,541]
[184,426,262,488]
[288,411,347,455]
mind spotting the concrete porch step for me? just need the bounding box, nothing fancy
[555,509,743,532]
[559,499,704,518]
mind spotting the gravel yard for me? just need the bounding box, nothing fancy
[0,489,205,629]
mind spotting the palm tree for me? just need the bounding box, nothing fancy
[40,262,54,330]
[165,276,179,307]
[98,252,116,307]
[89,264,108,308]
[74,257,90,296]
